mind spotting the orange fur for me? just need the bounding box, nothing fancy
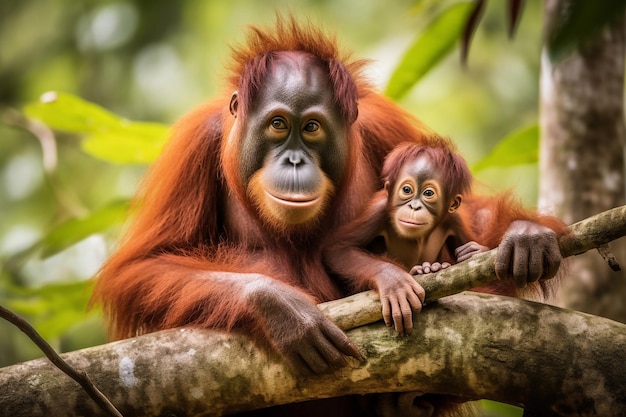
[91,16,567,417]
[460,192,568,300]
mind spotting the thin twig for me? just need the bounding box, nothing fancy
[0,306,124,417]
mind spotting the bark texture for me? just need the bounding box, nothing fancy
[1,205,626,416]
[321,205,626,331]
[1,292,626,417]
[539,0,626,321]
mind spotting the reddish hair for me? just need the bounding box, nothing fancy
[381,138,473,199]
[227,16,368,124]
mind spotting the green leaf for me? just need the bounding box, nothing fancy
[385,1,474,100]
[81,121,169,164]
[24,92,169,164]
[4,281,94,339]
[38,199,130,257]
[547,0,626,62]
[472,124,539,173]
[24,91,121,132]
[3,200,130,273]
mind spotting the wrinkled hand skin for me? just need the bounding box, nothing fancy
[495,220,562,288]
[455,241,489,263]
[409,262,451,275]
[249,279,363,375]
[374,264,426,336]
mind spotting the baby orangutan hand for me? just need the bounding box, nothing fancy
[374,263,425,336]
[455,241,489,263]
[410,262,451,275]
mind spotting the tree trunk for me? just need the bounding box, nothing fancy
[539,0,626,321]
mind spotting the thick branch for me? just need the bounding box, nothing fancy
[319,204,626,331]
[1,206,625,416]
[0,306,122,417]
[1,293,625,416]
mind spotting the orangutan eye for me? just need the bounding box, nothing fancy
[270,118,288,130]
[400,185,413,196]
[304,121,320,132]
[423,188,435,198]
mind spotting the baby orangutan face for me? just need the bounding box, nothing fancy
[387,155,461,240]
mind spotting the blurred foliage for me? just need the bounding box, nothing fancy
[0,1,621,415]
[545,0,626,62]
[472,124,538,172]
[386,1,474,100]
[25,92,169,164]
[16,199,130,260]
[3,281,95,340]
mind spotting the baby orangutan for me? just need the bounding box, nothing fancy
[324,139,488,335]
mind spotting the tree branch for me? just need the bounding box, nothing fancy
[319,204,626,331]
[0,205,625,416]
[1,293,625,416]
[0,306,123,417]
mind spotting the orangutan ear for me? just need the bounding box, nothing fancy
[448,195,462,213]
[229,91,239,117]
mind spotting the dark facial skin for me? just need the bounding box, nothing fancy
[388,155,460,240]
[225,53,363,374]
[230,53,349,226]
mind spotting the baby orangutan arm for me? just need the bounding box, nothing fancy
[324,191,425,335]
[410,240,488,275]
[455,241,490,263]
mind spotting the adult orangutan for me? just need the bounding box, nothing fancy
[91,17,565,417]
